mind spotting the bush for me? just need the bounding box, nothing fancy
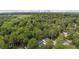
[55,34,64,49]
[27,38,38,49]
[0,36,7,48]
[38,39,53,49]
[72,32,79,48]
[64,45,75,49]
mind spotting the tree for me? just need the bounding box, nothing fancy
[32,27,43,40]
[64,45,75,49]
[38,39,53,49]
[72,32,79,48]
[44,39,54,49]
[55,34,64,49]
[23,37,29,47]
[27,38,38,49]
[0,35,7,48]
[37,44,47,49]
[0,21,13,35]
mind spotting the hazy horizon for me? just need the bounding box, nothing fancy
[0,10,79,13]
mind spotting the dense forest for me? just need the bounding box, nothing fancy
[0,13,79,49]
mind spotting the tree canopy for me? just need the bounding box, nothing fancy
[0,13,79,49]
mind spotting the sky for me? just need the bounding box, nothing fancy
[0,0,79,10]
[0,10,79,13]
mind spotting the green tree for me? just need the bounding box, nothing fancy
[72,32,79,48]
[38,44,47,49]
[45,39,53,49]
[38,39,53,49]
[64,45,75,49]
[27,38,38,49]
[0,21,13,35]
[55,34,64,49]
[0,35,7,48]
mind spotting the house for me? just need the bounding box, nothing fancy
[38,38,49,45]
[63,39,72,45]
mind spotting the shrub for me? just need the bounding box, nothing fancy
[27,38,38,49]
